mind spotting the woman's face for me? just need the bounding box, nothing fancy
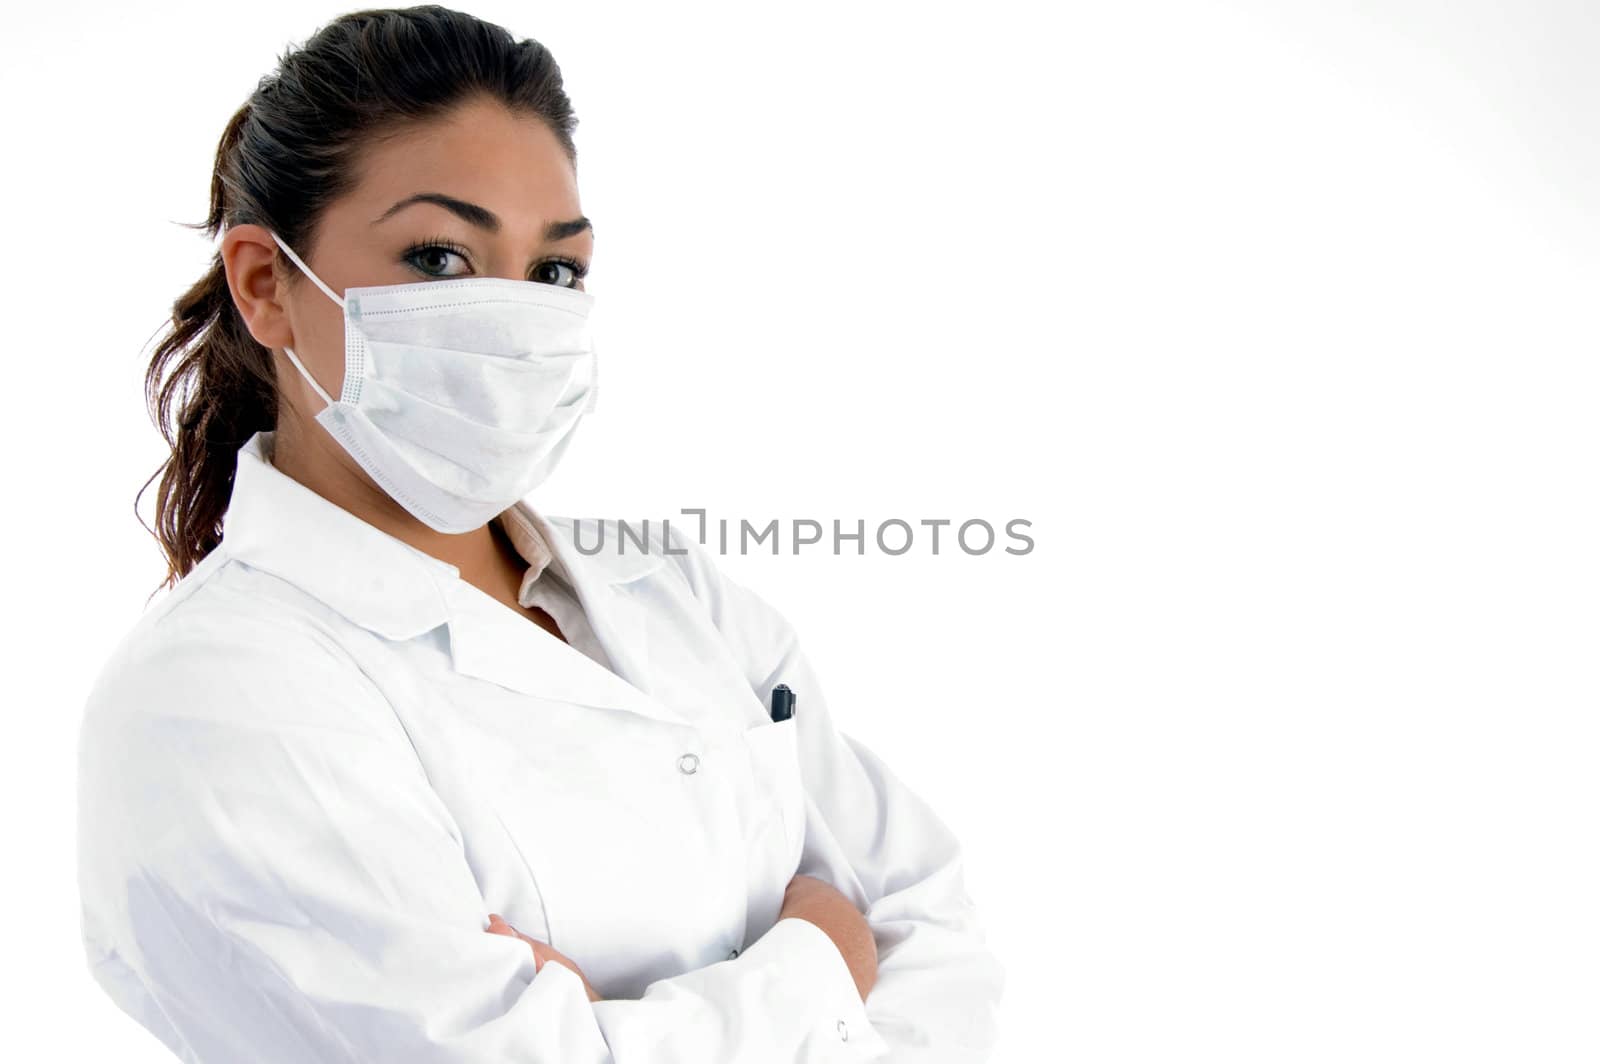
[233,94,593,435]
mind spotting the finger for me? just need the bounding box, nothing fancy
[485,914,533,946]
[542,954,597,998]
[485,916,549,972]
[486,925,532,953]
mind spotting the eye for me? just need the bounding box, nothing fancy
[400,237,472,279]
[530,256,589,289]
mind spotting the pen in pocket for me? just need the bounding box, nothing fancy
[769,683,795,722]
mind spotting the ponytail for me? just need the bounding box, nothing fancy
[137,103,276,591]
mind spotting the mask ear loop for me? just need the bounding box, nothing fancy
[270,230,346,309]
[268,230,346,410]
[281,345,335,409]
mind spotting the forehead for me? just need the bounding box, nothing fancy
[346,97,581,222]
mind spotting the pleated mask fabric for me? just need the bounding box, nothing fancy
[268,229,599,533]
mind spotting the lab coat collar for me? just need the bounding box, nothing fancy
[222,431,683,727]
[443,508,679,726]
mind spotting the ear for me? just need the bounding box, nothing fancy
[221,223,294,351]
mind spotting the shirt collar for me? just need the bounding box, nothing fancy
[496,497,564,608]
[219,430,658,642]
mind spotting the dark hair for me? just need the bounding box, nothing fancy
[139,4,579,591]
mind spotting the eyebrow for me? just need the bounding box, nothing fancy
[373,192,592,241]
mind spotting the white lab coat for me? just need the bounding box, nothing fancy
[76,430,1004,1063]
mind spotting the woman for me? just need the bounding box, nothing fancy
[76,7,1003,1061]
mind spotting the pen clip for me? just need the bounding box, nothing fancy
[769,683,796,722]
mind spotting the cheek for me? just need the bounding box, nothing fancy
[279,306,347,406]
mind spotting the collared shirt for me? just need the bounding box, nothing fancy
[459,455,613,673]
[495,500,612,667]
[75,429,1004,1062]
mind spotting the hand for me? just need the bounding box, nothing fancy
[778,874,879,1001]
[485,913,603,1003]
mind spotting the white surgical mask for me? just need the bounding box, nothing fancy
[268,229,599,534]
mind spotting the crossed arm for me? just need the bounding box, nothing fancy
[79,545,1001,1061]
[485,872,881,1006]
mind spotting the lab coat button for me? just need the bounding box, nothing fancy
[677,752,700,774]
[837,1019,849,1041]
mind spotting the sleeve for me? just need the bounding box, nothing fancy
[74,611,895,1063]
[666,533,1008,1063]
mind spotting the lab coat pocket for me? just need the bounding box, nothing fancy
[739,717,806,881]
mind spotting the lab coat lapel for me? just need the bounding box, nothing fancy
[443,512,682,728]
[537,515,658,698]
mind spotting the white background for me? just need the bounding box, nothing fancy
[3,1,1596,1060]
